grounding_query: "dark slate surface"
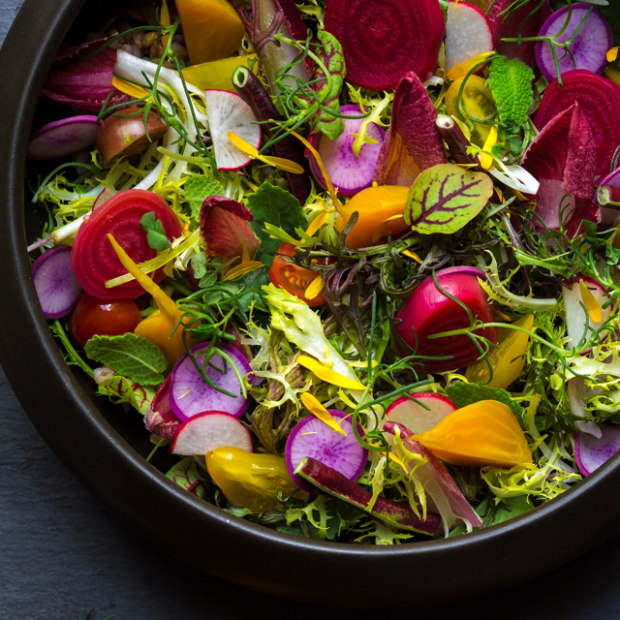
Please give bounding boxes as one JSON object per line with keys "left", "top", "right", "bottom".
{"left": 1, "top": 2, "right": 619, "bottom": 618}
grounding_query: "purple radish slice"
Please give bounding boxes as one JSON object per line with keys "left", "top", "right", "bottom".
{"left": 144, "top": 375, "right": 182, "bottom": 439}
{"left": 575, "top": 423, "right": 620, "bottom": 476}
{"left": 171, "top": 411, "right": 253, "bottom": 456}
{"left": 285, "top": 409, "right": 368, "bottom": 491}
{"left": 385, "top": 392, "right": 457, "bottom": 435}
{"left": 170, "top": 342, "right": 252, "bottom": 421}
{"left": 295, "top": 456, "right": 441, "bottom": 535}
{"left": 31, "top": 246, "right": 83, "bottom": 319}
{"left": 308, "top": 104, "right": 385, "bottom": 196}
{"left": 27, "top": 115, "right": 101, "bottom": 160}
{"left": 535, "top": 4, "right": 613, "bottom": 82}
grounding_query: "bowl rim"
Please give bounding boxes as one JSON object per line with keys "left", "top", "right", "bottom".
{"left": 1, "top": 0, "right": 620, "bottom": 608}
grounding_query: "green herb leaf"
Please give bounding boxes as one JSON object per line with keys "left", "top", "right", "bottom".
{"left": 407, "top": 164, "right": 494, "bottom": 235}
{"left": 166, "top": 457, "right": 208, "bottom": 498}
{"left": 84, "top": 334, "right": 168, "bottom": 386}
{"left": 247, "top": 182, "right": 307, "bottom": 264}
{"left": 185, "top": 175, "right": 225, "bottom": 220}
{"left": 487, "top": 56, "right": 534, "bottom": 130}
{"left": 445, "top": 381, "right": 524, "bottom": 419}
{"left": 97, "top": 375, "right": 156, "bottom": 415}
{"left": 140, "top": 211, "right": 171, "bottom": 251}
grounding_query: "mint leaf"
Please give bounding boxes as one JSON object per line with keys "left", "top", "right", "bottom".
{"left": 140, "top": 211, "right": 170, "bottom": 251}
{"left": 445, "top": 381, "right": 524, "bottom": 419}
{"left": 247, "top": 182, "right": 307, "bottom": 264}
{"left": 185, "top": 175, "right": 225, "bottom": 220}
{"left": 487, "top": 56, "right": 534, "bottom": 130}
{"left": 407, "top": 164, "right": 493, "bottom": 235}
{"left": 84, "top": 334, "right": 167, "bottom": 386}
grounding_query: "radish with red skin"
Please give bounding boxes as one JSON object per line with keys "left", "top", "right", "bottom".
{"left": 385, "top": 392, "right": 457, "bottom": 435}
{"left": 285, "top": 409, "right": 368, "bottom": 491}
{"left": 308, "top": 104, "right": 385, "bottom": 196}
{"left": 575, "top": 423, "right": 620, "bottom": 476}
{"left": 171, "top": 411, "right": 253, "bottom": 456}
{"left": 324, "top": 0, "right": 445, "bottom": 91}
{"left": 71, "top": 189, "right": 182, "bottom": 300}
{"left": 535, "top": 4, "right": 613, "bottom": 82}
{"left": 144, "top": 375, "right": 182, "bottom": 439}
{"left": 204, "top": 89, "right": 261, "bottom": 170}
{"left": 395, "top": 266, "right": 497, "bottom": 373}
{"left": 27, "top": 115, "right": 100, "bottom": 160}
{"left": 32, "top": 246, "right": 83, "bottom": 319}
{"left": 169, "top": 342, "right": 252, "bottom": 421}
{"left": 295, "top": 456, "right": 442, "bottom": 535}
{"left": 444, "top": 1, "right": 494, "bottom": 73}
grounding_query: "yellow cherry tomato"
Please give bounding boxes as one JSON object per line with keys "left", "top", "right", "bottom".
{"left": 335, "top": 185, "right": 411, "bottom": 248}
{"left": 465, "top": 314, "right": 534, "bottom": 389}
{"left": 206, "top": 447, "right": 307, "bottom": 513}
{"left": 414, "top": 400, "right": 532, "bottom": 468}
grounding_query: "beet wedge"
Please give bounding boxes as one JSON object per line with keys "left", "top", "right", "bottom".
{"left": 294, "top": 456, "right": 441, "bottom": 535}
{"left": 373, "top": 72, "right": 446, "bottom": 186}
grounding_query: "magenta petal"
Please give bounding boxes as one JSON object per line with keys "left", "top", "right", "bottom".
{"left": 374, "top": 72, "right": 446, "bottom": 186}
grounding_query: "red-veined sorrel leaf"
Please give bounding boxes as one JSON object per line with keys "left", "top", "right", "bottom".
{"left": 374, "top": 72, "right": 446, "bottom": 186}
{"left": 406, "top": 164, "right": 493, "bottom": 235}
{"left": 166, "top": 457, "right": 208, "bottom": 498}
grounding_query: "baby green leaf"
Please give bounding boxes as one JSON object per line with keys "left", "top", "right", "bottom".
{"left": 85, "top": 333, "right": 168, "bottom": 386}
{"left": 140, "top": 211, "right": 171, "bottom": 251}
{"left": 407, "top": 164, "right": 493, "bottom": 234}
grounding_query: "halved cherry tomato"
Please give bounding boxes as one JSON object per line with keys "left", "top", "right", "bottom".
{"left": 69, "top": 292, "right": 142, "bottom": 347}
{"left": 268, "top": 242, "right": 327, "bottom": 307}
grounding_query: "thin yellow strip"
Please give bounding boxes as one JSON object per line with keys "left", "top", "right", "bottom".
{"left": 227, "top": 131, "right": 304, "bottom": 174}
{"left": 305, "top": 211, "right": 331, "bottom": 237}
{"left": 579, "top": 279, "right": 603, "bottom": 323}
{"left": 111, "top": 75, "right": 150, "bottom": 99}
{"left": 298, "top": 355, "right": 365, "bottom": 390}
{"left": 480, "top": 124, "right": 498, "bottom": 170}
{"left": 300, "top": 392, "right": 347, "bottom": 435}
{"left": 446, "top": 51, "right": 494, "bottom": 82}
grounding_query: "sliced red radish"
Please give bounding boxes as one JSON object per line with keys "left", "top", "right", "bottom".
{"left": 575, "top": 423, "right": 620, "bottom": 476}
{"left": 71, "top": 189, "right": 182, "bottom": 300}
{"left": 562, "top": 276, "right": 611, "bottom": 349}
{"left": 323, "top": 0, "right": 445, "bottom": 90}
{"left": 285, "top": 409, "right": 368, "bottom": 491}
{"left": 31, "top": 246, "right": 83, "bottom": 319}
{"left": 308, "top": 104, "right": 385, "bottom": 196}
{"left": 169, "top": 342, "right": 252, "bottom": 421}
{"left": 385, "top": 392, "right": 457, "bottom": 435}
{"left": 444, "top": 1, "right": 494, "bottom": 74}
{"left": 535, "top": 3, "right": 613, "bottom": 82}
{"left": 204, "top": 89, "right": 261, "bottom": 170}
{"left": 27, "top": 115, "right": 101, "bottom": 160}
{"left": 144, "top": 375, "right": 182, "bottom": 439}
{"left": 171, "top": 411, "right": 253, "bottom": 456}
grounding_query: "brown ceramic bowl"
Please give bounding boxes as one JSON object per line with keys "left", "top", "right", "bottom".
{"left": 1, "top": 0, "right": 619, "bottom": 608}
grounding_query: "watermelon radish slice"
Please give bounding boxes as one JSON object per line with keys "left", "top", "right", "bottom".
{"left": 171, "top": 411, "right": 253, "bottom": 456}
{"left": 575, "top": 423, "right": 620, "bottom": 476}
{"left": 27, "top": 115, "right": 100, "bottom": 160}
{"left": 204, "top": 89, "right": 261, "bottom": 170}
{"left": 323, "top": 0, "right": 445, "bottom": 90}
{"left": 31, "top": 246, "right": 83, "bottom": 319}
{"left": 444, "top": 1, "right": 494, "bottom": 74}
{"left": 308, "top": 104, "right": 385, "bottom": 196}
{"left": 71, "top": 189, "right": 182, "bottom": 300}
{"left": 285, "top": 409, "right": 368, "bottom": 491}
{"left": 385, "top": 392, "right": 457, "bottom": 435}
{"left": 169, "top": 342, "right": 252, "bottom": 421}
{"left": 535, "top": 3, "right": 613, "bottom": 82}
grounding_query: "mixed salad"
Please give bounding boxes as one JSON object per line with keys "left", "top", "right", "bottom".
{"left": 26, "top": 0, "right": 620, "bottom": 544}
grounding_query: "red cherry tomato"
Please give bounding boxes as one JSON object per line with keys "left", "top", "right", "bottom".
{"left": 268, "top": 243, "right": 327, "bottom": 308}
{"left": 69, "top": 293, "right": 142, "bottom": 347}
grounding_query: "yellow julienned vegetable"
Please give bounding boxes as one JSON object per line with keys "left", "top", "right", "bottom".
{"left": 206, "top": 446, "right": 307, "bottom": 512}
{"left": 465, "top": 314, "right": 534, "bottom": 389}
{"left": 175, "top": 0, "right": 245, "bottom": 64}
{"left": 414, "top": 400, "right": 533, "bottom": 468}
{"left": 181, "top": 54, "right": 258, "bottom": 91}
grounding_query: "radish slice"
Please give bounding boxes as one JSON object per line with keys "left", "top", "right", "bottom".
{"left": 445, "top": 1, "right": 494, "bottom": 74}
{"left": 285, "top": 409, "right": 368, "bottom": 491}
{"left": 308, "top": 104, "right": 385, "bottom": 196}
{"left": 27, "top": 115, "right": 100, "bottom": 160}
{"left": 575, "top": 423, "right": 620, "bottom": 476}
{"left": 170, "top": 411, "right": 253, "bottom": 456}
{"left": 144, "top": 375, "right": 182, "bottom": 439}
{"left": 385, "top": 392, "right": 457, "bottom": 435}
{"left": 169, "top": 342, "right": 252, "bottom": 421}
{"left": 31, "top": 246, "right": 83, "bottom": 319}
{"left": 204, "top": 89, "right": 261, "bottom": 170}
{"left": 535, "top": 4, "right": 613, "bottom": 82}
{"left": 323, "top": 0, "right": 445, "bottom": 90}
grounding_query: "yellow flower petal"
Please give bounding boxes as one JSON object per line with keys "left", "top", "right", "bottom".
{"left": 579, "top": 279, "right": 603, "bottom": 323}
{"left": 446, "top": 51, "right": 494, "bottom": 82}
{"left": 298, "top": 355, "right": 365, "bottom": 390}
{"left": 300, "top": 392, "right": 347, "bottom": 435}
{"left": 111, "top": 75, "right": 151, "bottom": 99}
{"left": 371, "top": 214, "right": 407, "bottom": 244}
{"left": 480, "top": 124, "right": 498, "bottom": 170}
{"left": 401, "top": 249, "right": 423, "bottom": 263}
{"left": 607, "top": 46, "right": 619, "bottom": 63}
{"left": 304, "top": 274, "right": 325, "bottom": 301}
{"left": 227, "top": 131, "right": 304, "bottom": 174}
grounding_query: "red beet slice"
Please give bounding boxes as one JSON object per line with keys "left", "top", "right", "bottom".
{"left": 324, "top": 0, "right": 445, "bottom": 90}
{"left": 71, "top": 189, "right": 182, "bottom": 300}
{"left": 533, "top": 69, "right": 620, "bottom": 178}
